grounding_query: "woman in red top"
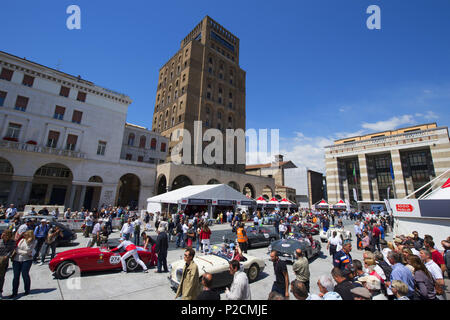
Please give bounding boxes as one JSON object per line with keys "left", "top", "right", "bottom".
{"left": 199, "top": 224, "right": 212, "bottom": 254}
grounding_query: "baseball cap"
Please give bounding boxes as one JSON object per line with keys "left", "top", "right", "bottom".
{"left": 358, "top": 275, "right": 381, "bottom": 290}
{"left": 351, "top": 287, "right": 372, "bottom": 299}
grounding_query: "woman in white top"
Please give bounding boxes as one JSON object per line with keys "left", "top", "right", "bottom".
{"left": 11, "top": 230, "right": 36, "bottom": 298}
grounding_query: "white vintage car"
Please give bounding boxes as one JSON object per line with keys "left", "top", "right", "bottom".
{"left": 168, "top": 246, "right": 266, "bottom": 290}
{"left": 319, "top": 225, "right": 352, "bottom": 243}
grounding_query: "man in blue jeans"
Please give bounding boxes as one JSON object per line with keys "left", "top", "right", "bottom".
{"left": 33, "top": 219, "right": 49, "bottom": 263}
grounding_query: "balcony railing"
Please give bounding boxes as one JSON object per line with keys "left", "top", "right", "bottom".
{"left": 0, "top": 140, "right": 86, "bottom": 159}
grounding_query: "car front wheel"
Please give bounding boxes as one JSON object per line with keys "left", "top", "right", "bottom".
{"left": 247, "top": 264, "right": 260, "bottom": 283}
{"left": 56, "top": 260, "right": 77, "bottom": 279}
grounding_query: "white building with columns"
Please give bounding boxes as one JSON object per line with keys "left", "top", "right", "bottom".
{"left": 0, "top": 51, "right": 166, "bottom": 211}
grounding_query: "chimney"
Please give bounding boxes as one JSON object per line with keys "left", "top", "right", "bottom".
{"left": 274, "top": 154, "right": 284, "bottom": 163}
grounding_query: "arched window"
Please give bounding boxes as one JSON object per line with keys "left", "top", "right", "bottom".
{"left": 127, "top": 133, "right": 135, "bottom": 146}
{"left": 161, "top": 142, "right": 166, "bottom": 152}
{"left": 139, "top": 135, "right": 146, "bottom": 148}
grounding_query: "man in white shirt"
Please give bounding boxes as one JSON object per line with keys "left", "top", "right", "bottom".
{"left": 181, "top": 221, "right": 189, "bottom": 248}
{"left": 420, "top": 249, "right": 445, "bottom": 300}
{"left": 278, "top": 222, "right": 287, "bottom": 239}
{"left": 6, "top": 204, "right": 17, "bottom": 219}
{"left": 111, "top": 238, "right": 148, "bottom": 273}
{"left": 89, "top": 219, "right": 103, "bottom": 247}
{"left": 120, "top": 218, "right": 133, "bottom": 241}
{"left": 225, "top": 260, "right": 251, "bottom": 300}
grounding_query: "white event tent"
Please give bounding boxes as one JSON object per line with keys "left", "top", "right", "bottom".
{"left": 147, "top": 184, "right": 256, "bottom": 217}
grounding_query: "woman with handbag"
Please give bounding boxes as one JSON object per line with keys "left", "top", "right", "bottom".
{"left": 10, "top": 230, "right": 36, "bottom": 298}
{"left": 0, "top": 230, "right": 16, "bottom": 299}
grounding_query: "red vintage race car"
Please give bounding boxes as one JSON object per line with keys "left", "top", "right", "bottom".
{"left": 49, "top": 239, "right": 158, "bottom": 279}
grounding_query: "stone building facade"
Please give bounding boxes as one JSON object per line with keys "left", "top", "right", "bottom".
{"left": 151, "top": 16, "right": 246, "bottom": 173}
{"left": 325, "top": 123, "right": 450, "bottom": 205}
{"left": 0, "top": 51, "right": 165, "bottom": 210}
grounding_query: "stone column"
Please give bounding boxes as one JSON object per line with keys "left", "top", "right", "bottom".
{"left": 22, "top": 181, "right": 33, "bottom": 206}
{"left": 67, "top": 184, "right": 77, "bottom": 210}
{"left": 7, "top": 180, "right": 19, "bottom": 205}
{"left": 44, "top": 184, "right": 53, "bottom": 204}
{"left": 343, "top": 179, "right": 350, "bottom": 202}
{"left": 390, "top": 149, "right": 407, "bottom": 198}
{"left": 405, "top": 177, "right": 415, "bottom": 198}
{"left": 77, "top": 185, "right": 87, "bottom": 210}
{"left": 357, "top": 154, "right": 371, "bottom": 201}
{"left": 370, "top": 177, "right": 380, "bottom": 201}
{"left": 325, "top": 156, "right": 340, "bottom": 204}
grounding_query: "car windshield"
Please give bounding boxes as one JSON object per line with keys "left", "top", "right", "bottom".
{"left": 286, "top": 232, "right": 308, "bottom": 242}
{"left": 209, "top": 245, "right": 233, "bottom": 261}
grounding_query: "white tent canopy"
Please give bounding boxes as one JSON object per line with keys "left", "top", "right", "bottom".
{"left": 423, "top": 178, "right": 450, "bottom": 200}
{"left": 147, "top": 184, "right": 255, "bottom": 206}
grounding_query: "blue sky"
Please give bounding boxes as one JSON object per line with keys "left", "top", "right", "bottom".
{"left": 2, "top": 0, "right": 450, "bottom": 182}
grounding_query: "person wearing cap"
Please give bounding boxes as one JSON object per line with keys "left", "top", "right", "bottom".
{"left": 358, "top": 275, "right": 387, "bottom": 300}
{"left": 84, "top": 213, "right": 94, "bottom": 238}
{"left": 111, "top": 238, "right": 148, "bottom": 273}
{"left": 88, "top": 219, "right": 103, "bottom": 247}
{"left": 32, "top": 219, "right": 49, "bottom": 263}
{"left": 333, "top": 239, "right": 353, "bottom": 270}
{"left": 15, "top": 219, "right": 33, "bottom": 241}
{"left": 351, "top": 286, "right": 372, "bottom": 300}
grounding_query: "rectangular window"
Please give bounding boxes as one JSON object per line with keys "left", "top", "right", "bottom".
{"left": 0, "top": 68, "right": 13, "bottom": 81}
{"left": 125, "top": 154, "right": 132, "bottom": 160}
{"left": 54, "top": 105, "right": 65, "bottom": 120}
{"left": 77, "top": 91, "right": 86, "bottom": 102}
{"left": 0, "top": 91, "right": 6, "bottom": 106}
{"left": 22, "top": 75, "right": 34, "bottom": 87}
{"left": 15, "top": 96, "right": 29, "bottom": 111}
{"left": 59, "top": 86, "right": 70, "bottom": 97}
{"left": 47, "top": 130, "right": 60, "bottom": 148}
{"left": 6, "top": 123, "right": 21, "bottom": 139}
{"left": 72, "top": 110, "right": 83, "bottom": 124}
{"left": 97, "top": 141, "right": 106, "bottom": 155}
{"left": 66, "top": 134, "right": 78, "bottom": 151}
{"left": 137, "top": 156, "right": 144, "bottom": 162}
{"left": 148, "top": 158, "right": 155, "bottom": 164}
{"left": 161, "top": 142, "right": 166, "bottom": 152}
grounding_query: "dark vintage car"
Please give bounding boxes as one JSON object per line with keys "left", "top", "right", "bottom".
{"left": 223, "top": 225, "right": 279, "bottom": 248}
{"left": 268, "top": 232, "right": 321, "bottom": 263}
{"left": 23, "top": 216, "right": 77, "bottom": 246}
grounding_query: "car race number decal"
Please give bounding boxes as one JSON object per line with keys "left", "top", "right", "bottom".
{"left": 282, "top": 244, "right": 291, "bottom": 248}
{"left": 263, "top": 233, "right": 269, "bottom": 239}
{"left": 109, "top": 254, "right": 121, "bottom": 264}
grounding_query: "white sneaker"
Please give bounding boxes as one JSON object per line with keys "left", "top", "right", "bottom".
{"left": 39, "top": 262, "right": 44, "bottom": 266}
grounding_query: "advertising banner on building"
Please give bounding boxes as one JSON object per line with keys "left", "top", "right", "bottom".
{"left": 389, "top": 199, "right": 421, "bottom": 218}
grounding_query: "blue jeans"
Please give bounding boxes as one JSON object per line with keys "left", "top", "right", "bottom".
{"left": 12, "top": 260, "right": 32, "bottom": 295}
{"left": 123, "top": 233, "right": 130, "bottom": 241}
{"left": 176, "top": 233, "right": 182, "bottom": 248}
{"left": 196, "top": 238, "right": 201, "bottom": 251}
{"left": 134, "top": 231, "right": 140, "bottom": 246}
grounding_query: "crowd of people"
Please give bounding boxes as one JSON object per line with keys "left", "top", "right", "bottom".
{"left": 171, "top": 208, "right": 448, "bottom": 301}
{"left": 1, "top": 202, "right": 449, "bottom": 301}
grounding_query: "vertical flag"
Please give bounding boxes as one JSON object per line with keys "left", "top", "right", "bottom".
{"left": 390, "top": 162, "right": 395, "bottom": 180}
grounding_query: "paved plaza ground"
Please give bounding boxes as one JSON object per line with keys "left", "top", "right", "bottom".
{"left": 2, "top": 219, "right": 449, "bottom": 300}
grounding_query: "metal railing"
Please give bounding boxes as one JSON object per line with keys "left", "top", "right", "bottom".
{"left": 0, "top": 140, "right": 85, "bottom": 159}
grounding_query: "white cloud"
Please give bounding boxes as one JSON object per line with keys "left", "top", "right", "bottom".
{"left": 361, "top": 115, "right": 416, "bottom": 131}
